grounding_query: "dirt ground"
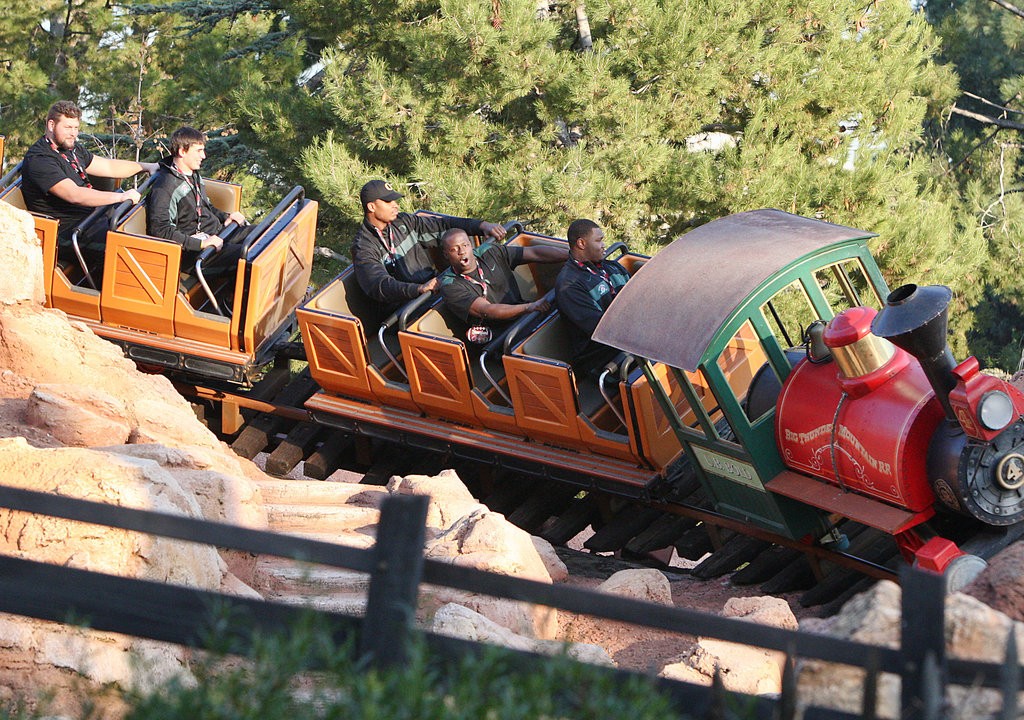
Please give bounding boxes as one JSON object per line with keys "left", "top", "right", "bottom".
{"left": 556, "top": 529, "right": 823, "bottom": 672}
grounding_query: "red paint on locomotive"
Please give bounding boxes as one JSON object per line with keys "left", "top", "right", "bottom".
{"left": 775, "top": 306, "right": 944, "bottom": 514}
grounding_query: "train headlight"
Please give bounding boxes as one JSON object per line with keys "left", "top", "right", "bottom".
{"left": 978, "top": 391, "right": 1016, "bottom": 431}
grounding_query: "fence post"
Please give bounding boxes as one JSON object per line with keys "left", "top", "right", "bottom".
{"left": 900, "top": 566, "right": 946, "bottom": 719}
{"left": 359, "top": 493, "right": 429, "bottom": 669}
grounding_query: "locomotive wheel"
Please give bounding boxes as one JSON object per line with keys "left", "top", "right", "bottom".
{"left": 950, "top": 421, "right": 1024, "bottom": 525}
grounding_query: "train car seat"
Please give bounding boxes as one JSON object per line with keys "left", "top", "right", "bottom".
{"left": 298, "top": 265, "right": 424, "bottom": 411}
{"left": 398, "top": 232, "right": 568, "bottom": 432}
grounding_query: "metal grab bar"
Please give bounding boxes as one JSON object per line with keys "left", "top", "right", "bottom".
{"left": 109, "top": 174, "right": 157, "bottom": 227}
{"left": 478, "top": 290, "right": 557, "bottom": 406}
{"left": 195, "top": 246, "right": 221, "bottom": 315}
{"left": 597, "top": 358, "right": 629, "bottom": 428}
{"left": 69, "top": 204, "right": 112, "bottom": 290}
{"left": 240, "top": 186, "right": 304, "bottom": 258}
{"left": 377, "top": 323, "right": 407, "bottom": 381}
{"left": 394, "top": 292, "right": 434, "bottom": 333}
{"left": 500, "top": 289, "right": 556, "bottom": 356}
{"left": 193, "top": 221, "right": 238, "bottom": 317}
{"left": 0, "top": 161, "right": 22, "bottom": 190}
{"left": 479, "top": 347, "right": 512, "bottom": 406}
{"left": 502, "top": 219, "right": 526, "bottom": 236}
{"left": 375, "top": 292, "right": 438, "bottom": 383}
{"left": 603, "top": 241, "right": 628, "bottom": 261}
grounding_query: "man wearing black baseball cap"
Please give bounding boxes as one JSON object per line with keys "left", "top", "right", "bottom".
{"left": 352, "top": 179, "right": 507, "bottom": 308}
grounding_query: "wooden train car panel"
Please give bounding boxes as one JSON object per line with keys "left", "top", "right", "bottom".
{"left": 400, "top": 305, "right": 482, "bottom": 426}
{"left": 296, "top": 265, "right": 419, "bottom": 410}
{"left": 626, "top": 363, "right": 695, "bottom": 470}
{"left": 102, "top": 213, "right": 180, "bottom": 337}
{"left": 240, "top": 197, "right": 317, "bottom": 356}
{"left": 296, "top": 272, "right": 380, "bottom": 402}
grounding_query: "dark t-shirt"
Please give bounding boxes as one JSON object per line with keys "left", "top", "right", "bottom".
{"left": 21, "top": 136, "right": 96, "bottom": 234}
{"left": 440, "top": 242, "right": 526, "bottom": 326}
{"left": 554, "top": 257, "right": 631, "bottom": 360}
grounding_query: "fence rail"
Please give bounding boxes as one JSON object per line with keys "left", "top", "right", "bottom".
{"left": 0, "top": 484, "right": 1017, "bottom": 719}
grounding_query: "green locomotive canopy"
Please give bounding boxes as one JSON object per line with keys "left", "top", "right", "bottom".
{"left": 592, "top": 209, "right": 876, "bottom": 372}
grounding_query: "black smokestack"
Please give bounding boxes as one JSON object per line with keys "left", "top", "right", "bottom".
{"left": 870, "top": 284, "right": 958, "bottom": 423}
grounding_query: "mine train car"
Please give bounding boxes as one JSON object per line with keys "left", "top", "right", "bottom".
{"left": 0, "top": 138, "right": 318, "bottom": 384}
{"left": 3, "top": 133, "right": 1022, "bottom": 579}
{"left": 301, "top": 209, "right": 1024, "bottom": 579}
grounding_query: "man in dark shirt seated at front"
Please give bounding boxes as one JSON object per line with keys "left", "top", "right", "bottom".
{"left": 438, "top": 228, "right": 567, "bottom": 345}
{"left": 554, "top": 219, "right": 631, "bottom": 375}
{"left": 351, "top": 179, "right": 508, "bottom": 310}
{"left": 21, "top": 100, "right": 158, "bottom": 273}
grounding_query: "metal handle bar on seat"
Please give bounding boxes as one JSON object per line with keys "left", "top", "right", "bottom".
{"left": 240, "top": 186, "right": 304, "bottom": 258}
{"left": 0, "top": 161, "right": 22, "bottom": 190}
{"left": 109, "top": 174, "right": 157, "bottom": 227}
{"left": 597, "top": 352, "right": 635, "bottom": 427}
{"left": 194, "top": 221, "right": 239, "bottom": 317}
{"left": 478, "top": 289, "right": 557, "bottom": 406}
{"left": 69, "top": 204, "right": 112, "bottom": 291}
{"left": 376, "top": 292, "right": 437, "bottom": 382}
{"left": 603, "top": 241, "right": 627, "bottom": 261}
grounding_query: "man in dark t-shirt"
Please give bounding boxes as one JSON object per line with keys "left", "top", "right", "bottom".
{"left": 438, "top": 228, "right": 567, "bottom": 344}
{"left": 554, "top": 219, "right": 631, "bottom": 374}
{"left": 21, "top": 100, "right": 158, "bottom": 270}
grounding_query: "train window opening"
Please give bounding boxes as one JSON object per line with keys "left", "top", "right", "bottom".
{"left": 760, "top": 281, "right": 817, "bottom": 352}
{"left": 717, "top": 320, "right": 777, "bottom": 425}
{"left": 813, "top": 259, "right": 882, "bottom": 313}
{"left": 665, "top": 366, "right": 744, "bottom": 450}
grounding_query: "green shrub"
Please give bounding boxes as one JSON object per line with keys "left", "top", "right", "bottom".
{"left": 119, "top": 614, "right": 685, "bottom": 720}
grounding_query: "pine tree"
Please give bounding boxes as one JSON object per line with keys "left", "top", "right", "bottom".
{"left": 275, "top": 0, "right": 981, "bottom": 352}
{"left": 927, "top": 0, "right": 1024, "bottom": 370}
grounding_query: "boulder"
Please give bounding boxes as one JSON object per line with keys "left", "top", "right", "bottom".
{"left": 387, "top": 469, "right": 486, "bottom": 535}
{"left": 25, "top": 383, "right": 131, "bottom": 447}
{"left": 658, "top": 595, "right": 797, "bottom": 696}
{"left": 0, "top": 305, "right": 223, "bottom": 453}
{"left": 431, "top": 603, "right": 613, "bottom": 667}
{"left": 423, "top": 508, "right": 557, "bottom": 639}
{"left": 798, "top": 580, "right": 1024, "bottom": 719}
{"left": 964, "top": 542, "right": 1024, "bottom": 621}
{"left": 563, "top": 568, "right": 673, "bottom": 650}
{"left": 596, "top": 568, "right": 673, "bottom": 605}
{"left": 0, "top": 438, "right": 241, "bottom": 709}
{"left": 0, "top": 203, "right": 44, "bottom": 306}
{"left": 532, "top": 536, "right": 568, "bottom": 583}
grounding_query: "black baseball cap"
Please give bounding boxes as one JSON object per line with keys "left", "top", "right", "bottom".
{"left": 360, "top": 179, "right": 403, "bottom": 206}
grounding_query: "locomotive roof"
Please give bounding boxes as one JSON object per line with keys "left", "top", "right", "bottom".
{"left": 593, "top": 209, "right": 876, "bottom": 371}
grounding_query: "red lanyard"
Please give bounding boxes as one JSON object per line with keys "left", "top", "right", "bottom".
{"left": 49, "top": 139, "right": 91, "bottom": 188}
{"left": 460, "top": 267, "right": 490, "bottom": 298}
{"left": 573, "top": 258, "right": 616, "bottom": 295}
{"left": 184, "top": 175, "right": 202, "bottom": 221}
{"left": 374, "top": 225, "right": 395, "bottom": 258}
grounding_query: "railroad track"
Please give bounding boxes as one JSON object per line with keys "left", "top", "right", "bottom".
{"left": 176, "top": 365, "right": 1024, "bottom": 614}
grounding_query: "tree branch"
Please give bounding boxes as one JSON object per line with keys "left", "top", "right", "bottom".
{"left": 962, "top": 91, "right": 1024, "bottom": 116}
{"left": 985, "top": 0, "right": 1024, "bottom": 20}
{"left": 950, "top": 106, "right": 1024, "bottom": 131}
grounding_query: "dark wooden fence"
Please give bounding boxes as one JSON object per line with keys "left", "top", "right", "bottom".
{"left": 0, "top": 484, "right": 1018, "bottom": 720}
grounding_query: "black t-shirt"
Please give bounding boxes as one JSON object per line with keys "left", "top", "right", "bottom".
{"left": 21, "top": 136, "right": 96, "bottom": 232}
{"left": 440, "top": 242, "right": 526, "bottom": 325}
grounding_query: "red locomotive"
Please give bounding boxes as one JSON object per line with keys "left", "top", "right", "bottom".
{"left": 775, "top": 284, "right": 1024, "bottom": 572}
